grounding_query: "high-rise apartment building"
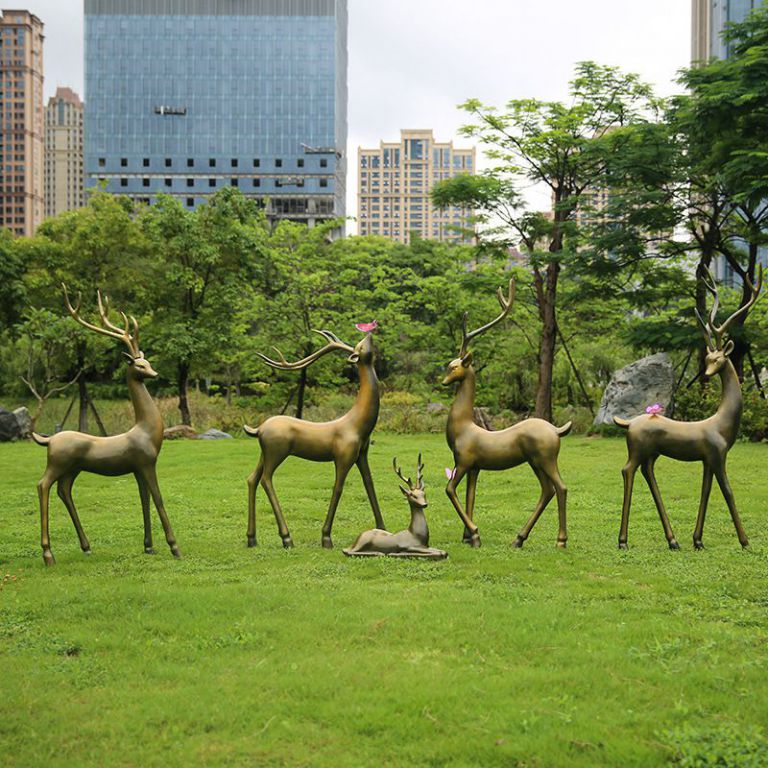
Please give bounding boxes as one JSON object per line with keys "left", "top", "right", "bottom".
{"left": 84, "top": 0, "right": 347, "bottom": 226}
{"left": 0, "top": 9, "right": 44, "bottom": 237}
{"left": 44, "top": 87, "right": 84, "bottom": 218}
{"left": 692, "top": 0, "right": 764, "bottom": 60}
{"left": 358, "top": 130, "right": 475, "bottom": 243}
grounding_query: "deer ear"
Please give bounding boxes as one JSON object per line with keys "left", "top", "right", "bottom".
{"left": 723, "top": 339, "right": 735, "bottom": 356}
{"left": 461, "top": 351, "right": 473, "bottom": 367}
{"left": 399, "top": 485, "right": 410, "bottom": 497}
{"left": 122, "top": 351, "right": 135, "bottom": 363}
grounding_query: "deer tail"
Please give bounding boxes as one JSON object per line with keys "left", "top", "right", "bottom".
{"left": 31, "top": 432, "right": 52, "bottom": 446}
{"left": 613, "top": 417, "right": 632, "bottom": 429}
{"left": 555, "top": 421, "right": 573, "bottom": 437}
{"left": 243, "top": 424, "right": 260, "bottom": 438}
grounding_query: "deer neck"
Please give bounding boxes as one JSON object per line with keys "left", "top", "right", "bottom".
{"left": 127, "top": 371, "right": 163, "bottom": 445}
{"left": 408, "top": 503, "right": 429, "bottom": 545}
{"left": 349, "top": 360, "right": 379, "bottom": 432}
{"left": 713, "top": 359, "right": 742, "bottom": 443}
{"left": 448, "top": 369, "right": 477, "bottom": 437}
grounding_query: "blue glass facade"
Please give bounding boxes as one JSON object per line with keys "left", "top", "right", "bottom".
{"left": 710, "top": 0, "right": 763, "bottom": 57}
{"left": 84, "top": 0, "right": 347, "bottom": 223}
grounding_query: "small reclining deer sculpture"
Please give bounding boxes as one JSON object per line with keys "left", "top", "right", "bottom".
{"left": 32, "top": 287, "right": 180, "bottom": 565}
{"left": 343, "top": 455, "right": 448, "bottom": 559}
{"left": 443, "top": 279, "right": 571, "bottom": 548}
{"left": 245, "top": 330, "right": 385, "bottom": 549}
{"left": 615, "top": 265, "right": 763, "bottom": 550}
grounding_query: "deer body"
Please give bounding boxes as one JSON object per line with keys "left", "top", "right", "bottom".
{"left": 246, "top": 332, "right": 384, "bottom": 549}
{"left": 615, "top": 266, "right": 761, "bottom": 550}
{"left": 34, "top": 289, "right": 179, "bottom": 566}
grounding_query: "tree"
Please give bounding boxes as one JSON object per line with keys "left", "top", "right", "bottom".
{"left": 432, "top": 62, "right": 666, "bottom": 421}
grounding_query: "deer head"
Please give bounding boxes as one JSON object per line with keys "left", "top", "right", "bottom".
{"left": 62, "top": 285, "right": 157, "bottom": 379}
{"left": 442, "top": 278, "right": 515, "bottom": 386}
{"left": 393, "top": 454, "right": 427, "bottom": 509}
{"left": 695, "top": 266, "right": 763, "bottom": 379}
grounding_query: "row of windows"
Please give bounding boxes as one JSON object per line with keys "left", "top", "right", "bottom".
{"left": 98, "top": 156, "right": 328, "bottom": 169}
{"left": 108, "top": 177, "right": 330, "bottom": 189}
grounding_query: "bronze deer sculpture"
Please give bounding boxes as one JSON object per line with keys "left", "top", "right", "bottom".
{"left": 343, "top": 455, "right": 447, "bottom": 559}
{"left": 244, "top": 330, "right": 385, "bottom": 549}
{"left": 615, "top": 265, "right": 763, "bottom": 550}
{"left": 443, "top": 279, "right": 572, "bottom": 548}
{"left": 32, "top": 287, "right": 180, "bottom": 566}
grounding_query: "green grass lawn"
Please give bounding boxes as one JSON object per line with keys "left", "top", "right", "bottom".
{"left": 1, "top": 434, "right": 767, "bottom": 767}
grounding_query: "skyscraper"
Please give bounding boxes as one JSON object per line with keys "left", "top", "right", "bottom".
{"left": 692, "top": 0, "right": 764, "bottom": 61}
{"left": 84, "top": 0, "right": 347, "bottom": 226}
{"left": 358, "top": 130, "right": 475, "bottom": 243}
{"left": 44, "top": 87, "right": 85, "bottom": 218}
{"left": 0, "top": 9, "right": 44, "bottom": 238}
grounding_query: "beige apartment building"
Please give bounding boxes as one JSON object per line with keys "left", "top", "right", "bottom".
{"left": 44, "top": 87, "right": 84, "bottom": 218}
{"left": 0, "top": 9, "right": 44, "bottom": 237}
{"left": 358, "top": 129, "right": 475, "bottom": 243}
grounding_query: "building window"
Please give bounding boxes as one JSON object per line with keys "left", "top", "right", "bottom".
{"left": 297, "top": 158, "right": 304, "bottom": 168}
{"left": 209, "top": 179, "right": 216, "bottom": 187}
{"left": 120, "top": 178, "right": 127, "bottom": 187}
{"left": 231, "top": 178, "right": 238, "bottom": 187}
{"left": 320, "top": 179, "right": 328, "bottom": 188}
{"left": 253, "top": 159, "right": 260, "bottom": 168}
{"left": 186, "top": 198, "right": 194, "bottom": 207}
{"left": 275, "top": 180, "right": 282, "bottom": 188}
{"left": 253, "top": 178, "right": 261, "bottom": 187}
{"left": 142, "top": 179, "right": 150, "bottom": 187}
{"left": 165, "top": 178, "right": 172, "bottom": 187}
{"left": 120, "top": 158, "right": 127, "bottom": 167}
{"left": 165, "top": 158, "right": 172, "bottom": 167}
{"left": 275, "top": 159, "right": 282, "bottom": 168}
{"left": 209, "top": 158, "right": 216, "bottom": 168}
{"left": 143, "top": 158, "right": 150, "bottom": 167}
{"left": 98, "top": 158, "right": 105, "bottom": 167}
{"left": 231, "top": 158, "right": 238, "bottom": 168}
{"left": 187, "top": 158, "right": 194, "bottom": 168}
{"left": 187, "top": 178, "right": 194, "bottom": 188}
{"left": 320, "top": 158, "right": 328, "bottom": 168}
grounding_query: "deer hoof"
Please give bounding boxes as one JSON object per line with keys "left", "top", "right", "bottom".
{"left": 741, "top": 539, "right": 750, "bottom": 549}
{"left": 42, "top": 549, "right": 56, "bottom": 566}
{"left": 694, "top": 540, "right": 704, "bottom": 551}
{"left": 321, "top": 536, "right": 333, "bottom": 550}
{"left": 618, "top": 542, "right": 628, "bottom": 551}
{"left": 669, "top": 539, "right": 680, "bottom": 551}
{"left": 283, "top": 536, "right": 295, "bottom": 549}
{"left": 469, "top": 533, "right": 481, "bottom": 549}
{"left": 144, "top": 547, "right": 156, "bottom": 555}
{"left": 247, "top": 536, "right": 257, "bottom": 549}
{"left": 170, "top": 545, "right": 182, "bottom": 559}
{"left": 82, "top": 547, "right": 92, "bottom": 555}
{"left": 512, "top": 536, "right": 525, "bottom": 549}
{"left": 556, "top": 540, "right": 567, "bottom": 549}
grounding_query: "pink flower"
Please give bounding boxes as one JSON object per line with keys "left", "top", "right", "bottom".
{"left": 646, "top": 403, "right": 664, "bottom": 416}
{"left": 445, "top": 467, "right": 456, "bottom": 480}
{"left": 355, "top": 321, "right": 378, "bottom": 333}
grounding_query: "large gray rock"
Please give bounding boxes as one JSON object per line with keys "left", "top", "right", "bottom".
{"left": 197, "top": 428, "right": 233, "bottom": 440}
{"left": 595, "top": 353, "right": 675, "bottom": 426}
{"left": 12, "top": 407, "right": 31, "bottom": 439}
{"left": 0, "top": 406, "right": 31, "bottom": 442}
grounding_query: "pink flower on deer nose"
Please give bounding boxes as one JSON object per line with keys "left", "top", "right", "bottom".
{"left": 355, "top": 321, "right": 378, "bottom": 333}
{"left": 646, "top": 403, "right": 664, "bottom": 416}
{"left": 445, "top": 467, "right": 456, "bottom": 480}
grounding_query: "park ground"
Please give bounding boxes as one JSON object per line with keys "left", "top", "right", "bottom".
{"left": 1, "top": 434, "right": 767, "bottom": 767}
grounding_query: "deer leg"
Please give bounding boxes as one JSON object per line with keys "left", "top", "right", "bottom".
{"left": 618, "top": 460, "right": 639, "bottom": 550}
{"left": 513, "top": 466, "right": 554, "bottom": 549}
{"left": 693, "top": 465, "right": 713, "bottom": 550}
{"left": 321, "top": 461, "right": 353, "bottom": 549}
{"left": 260, "top": 467, "right": 293, "bottom": 548}
{"left": 356, "top": 447, "right": 386, "bottom": 530}
{"left": 641, "top": 458, "right": 679, "bottom": 550}
{"left": 38, "top": 470, "right": 57, "bottom": 566}
{"left": 462, "top": 469, "right": 479, "bottom": 544}
{"left": 246, "top": 458, "right": 264, "bottom": 548}
{"left": 135, "top": 472, "right": 154, "bottom": 554}
{"left": 57, "top": 473, "right": 90, "bottom": 554}
{"left": 445, "top": 466, "right": 480, "bottom": 547}
{"left": 140, "top": 465, "right": 181, "bottom": 559}
{"left": 714, "top": 463, "right": 749, "bottom": 548}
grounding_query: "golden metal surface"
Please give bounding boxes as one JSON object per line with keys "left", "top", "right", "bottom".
{"left": 443, "top": 279, "right": 571, "bottom": 548}
{"left": 32, "top": 287, "right": 180, "bottom": 566}
{"left": 615, "top": 266, "right": 764, "bottom": 550}
{"left": 343, "top": 455, "right": 448, "bottom": 559}
{"left": 245, "top": 331, "right": 385, "bottom": 549}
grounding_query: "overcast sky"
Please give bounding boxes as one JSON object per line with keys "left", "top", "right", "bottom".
{"left": 23, "top": 0, "right": 691, "bottom": 225}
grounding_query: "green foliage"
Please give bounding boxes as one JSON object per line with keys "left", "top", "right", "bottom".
{"left": 662, "top": 723, "right": 768, "bottom": 768}
{"left": 674, "top": 383, "right": 768, "bottom": 440}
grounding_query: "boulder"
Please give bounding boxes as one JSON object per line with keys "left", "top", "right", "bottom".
{"left": 0, "top": 406, "right": 31, "bottom": 442}
{"left": 426, "top": 402, "right": 447, "bottom": 415}
{"left": 595, "top": 353, "right": 676, "bottom": 426}
{"left": 13, "top": 407, "right": 31, "bottom": 439}
{"left": 197, "top": 428, "right": 233, "bottom": 440}
{"left": 164, "top": 424, "right": 198, "bottom": 440}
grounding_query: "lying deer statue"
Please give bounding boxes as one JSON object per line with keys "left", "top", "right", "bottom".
{"left": 443, "top": 279, "right": 571, "bottom": 548}
{"left": 343, "top": 455, "right": 447, "bottom": 559}
{"left": 32, "top": 287, "right": 180, "bottom": 566}
{"left": 615, "top": 265, "right": 763, "bottom": 550}
{"left": 245, "top": 330, "right": 385, "bottom": 549}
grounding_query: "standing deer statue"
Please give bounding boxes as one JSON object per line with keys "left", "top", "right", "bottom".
{"left": 244, "top": 329, "right": 385, "bottom": 549}
{"left": 343, "top": 455, "right": 448, "bottom": 559}
{"left": 32, "top": 287, "right": 180, "bottom": 566}
{"left": 615, "top": 265, "right": 763, "bottom": 550}
{"left": 443, "top": 278, "right": 572, "bottom": 549}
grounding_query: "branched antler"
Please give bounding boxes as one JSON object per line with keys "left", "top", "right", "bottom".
{"left": 393, "top": 454, "right": 425, "bottom": 491}
{"left": 257, "top": 329, "right": 354, "bottom": 371}
{"left": 459, "top": 277, "right": 516, "bottom": 356}
{"left": 62, "top": 284, "right": 140, "bottom": 357}
{"left": 393, "top": 457, "right": 414, "bottom": 491}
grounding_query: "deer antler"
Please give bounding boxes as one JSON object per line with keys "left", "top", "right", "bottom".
{"left": 257, "top": 329, "right": 354, "bottom": 371}
{"left": 695, "top": 266, "right": 763, "bottom": 350}
{"left": 393, "top": 457, "right": 414, "bottom": 491}
{"left": 62, "top": 284, "right": 140, "bottom": 357}
{"left": 459, "top": 277, "right": 516, "bottom": 356}
{"left": 416, "top": 453, "right": 425, "bottom": 491}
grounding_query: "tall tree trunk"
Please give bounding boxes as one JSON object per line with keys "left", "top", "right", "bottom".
{"left": 296, "top": 366, "right": 307, "bottom": 419}
{"left": 695, "top": 253, "right": 713, "bottom": 387}
{"left": 178, "top": 361, "right": 192, "bottom": 426}
{"left": 77, "top": 343, "right": 88, "bottom": 433}
{"left": 534, "top": 263, "right": 559, "bottom": 423}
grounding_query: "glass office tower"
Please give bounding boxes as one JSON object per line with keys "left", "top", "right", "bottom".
{"left": 693, "top": 0, "right": 764, "bottom": 60}
{"left": 84, "top": 0, "right": 347, "bottom": 225}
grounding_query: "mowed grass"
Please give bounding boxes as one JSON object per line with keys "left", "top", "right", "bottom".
{"left": 1, "top": 434, "right": 767, "bottom": 767}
